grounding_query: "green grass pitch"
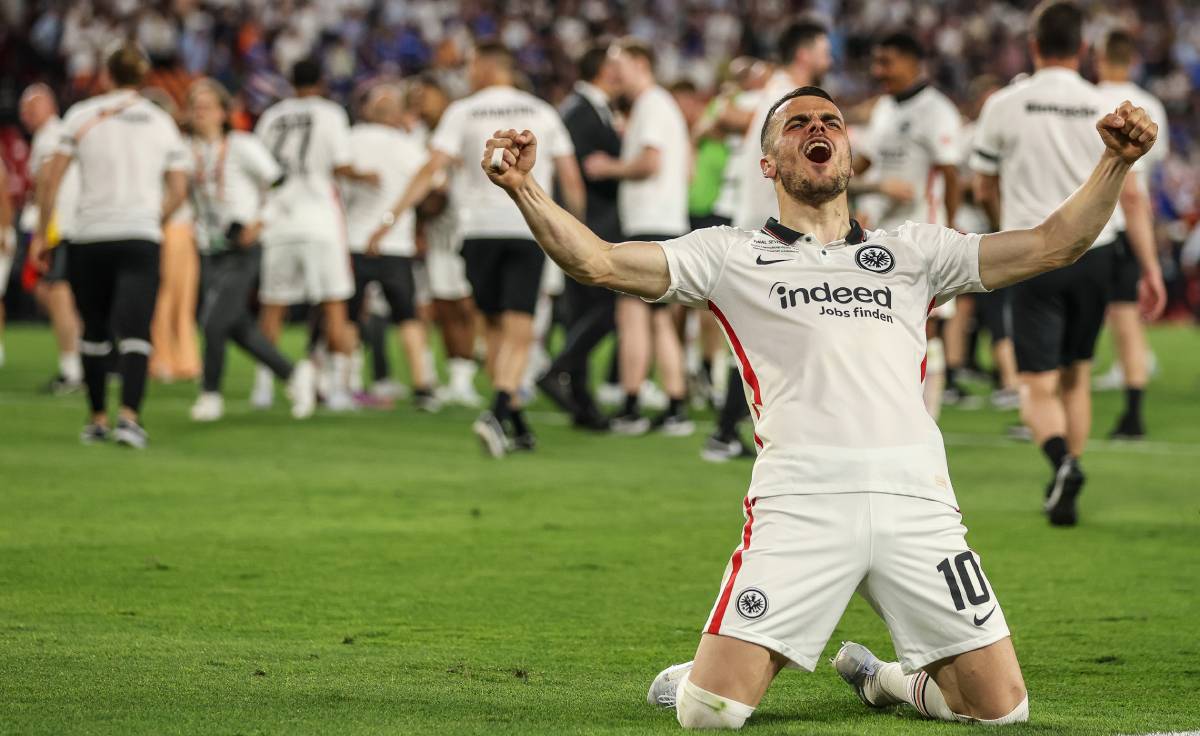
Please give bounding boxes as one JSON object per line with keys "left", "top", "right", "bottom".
{"left": 1, "top": 324, "right": 1198, "bottom": 735}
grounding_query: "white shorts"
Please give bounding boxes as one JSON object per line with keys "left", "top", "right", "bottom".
{"left": 703, "top": 492, "right": 1010, "bottom": 673}
{"left": 426, "top": 242, "right": 472, "bottom": 301}
{"left": 260, "top": 240, "right": 354, "bottom": 305}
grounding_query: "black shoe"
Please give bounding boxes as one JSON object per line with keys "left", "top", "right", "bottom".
{"left": 472, "top": 411, "right": 510, "bottom": 458}
{"left": 512, "top": 431, "right": 537, "bottom": 452}
{"left": 1108, "top": 414, "right": 1145, "bottom": 440}
{"left": 571, "top": 407, "right": 611, "bottom": 432}
{"left": 610, "top": 411, "right": 651, "bottom": 436}
{"left": 80, "top": 422, "right": 110, "bottom": 445}
{"left": 536, "top": 372, "right": 577, "bottom": 414}
{"left": 412, "top": 388, "right": 442, "bottom": 413}
{"left": 113, "top": 418, "right": 149, "bottom": 449}
{"left": 1045, "top": 458, "right": 1084, "bottom": 527}
{"left": 44, "top": 375, "right": 83, "bottom": 395}
{"left": 701, "top": 434, "right": 754, "bottom": 462}
{"left": 652, "top": 412, "right": 696, "bottom": 437}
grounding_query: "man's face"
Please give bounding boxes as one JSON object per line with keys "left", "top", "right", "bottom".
{"left": 608, "top": 50, "right": 645, "bottom": 96}
{"left": 762, "top": 95, "right": 851, "bottom": 206}
{"left": 871, "top": 46, "right": 919, "bottom": 95}
{"left": 187, "top": 87, "right": 225, "bottom": 134}
{"left": 19, "top": 94, "right": 51, "bottom": 132}
{"left": 799, "top": 35, "right": 833, "bottom": 83}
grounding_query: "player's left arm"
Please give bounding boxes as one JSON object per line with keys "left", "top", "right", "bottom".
{"left": 1118, "top": 175, "right": 1164, "bottom": 316}
{"left": 938, "top": 163, "right": 960, "bottom": 226}
{"left": 584, "top": 144, "right": 659, "bottom": 181}
{"left": 978, "top": 101, "right": 1165, "bottom": 317}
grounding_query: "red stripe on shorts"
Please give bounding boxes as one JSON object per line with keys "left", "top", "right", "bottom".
{"left": 706, "top": 496, "right": 757, "bottom": 635}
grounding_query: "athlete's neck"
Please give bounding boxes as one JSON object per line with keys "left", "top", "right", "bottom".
{"left": 295, "top": 87, "right": 322, "bottom": 98}
{"left": 195, "top": 126, "right": 223, "bottom": 143}
{"left": 1098, "top": 64, "right": 1131, "bottom": 84}
{"left": 777, "top": 193, "right": 853, "bottom": 244}
{"left": 1034, "top": 56, "right": 1080, "bottom": 73}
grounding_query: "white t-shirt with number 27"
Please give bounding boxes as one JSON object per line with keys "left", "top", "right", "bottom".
{"left": 652, "top": 218, "right": 988, "bottom": 509}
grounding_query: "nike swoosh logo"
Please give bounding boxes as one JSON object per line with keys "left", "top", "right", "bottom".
{"left": 973, "top": 605, "right": 998, "bottom": 627}
{"left": 756, "top": 255, "right": 790, "bottom": 265}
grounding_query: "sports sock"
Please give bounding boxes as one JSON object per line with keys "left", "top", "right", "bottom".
{"left": 349, "top": 349, "right": 365, "bottom": 393}
{"left": 491, "top": 390, "right": 513, "bottom": 424}
{"left": 623, "top": 392, "right": 639, "bottom": 416}
{"left": 674, "top": 673, "right": 754, "bottom": 730}
{"left": 61, "top": 352, "right": 83, "bottom": 383}
{"left": 667, "top": 397, "right": 685, "bottom": 418}
{"left": 1041, "top": 435, "right": 1069, "bottom": 470}
{"left": 510, "top": 408, "right": 531, "bottom": 437}
{"left": 330, "top": 353, "right": 351, "bottom": 395}
{"left": 80, "top": 340, "right": 112, "bottom": 413}
{"left": 449, "top": 358, "right": 477, "bottom": 393}
{"left": 1123, "top": 387, "right": 1143, "bottom": 421}
{"left": 254, "top": 364, "right": 274, "bottom": 392}
{"left": 117, "top": 338, "right": 153, "bottom": 414}
{"left": 871, "top": 663, "right": 955, "bottom": 721}
{"left": 946, "top": 365, "right": 961, "bottom": 391}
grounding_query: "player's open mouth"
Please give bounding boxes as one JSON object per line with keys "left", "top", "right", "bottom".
{"left": 804, "top": 138, "right": 832, "bottom": 164}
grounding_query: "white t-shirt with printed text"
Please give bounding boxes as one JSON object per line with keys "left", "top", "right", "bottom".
{"left": 653, "top": 218, "right": 988, "bottom": 508}
{"left": 1096, "top": 80, "right": 1170, "bottom": 193}
{"left": 618, "top": 85, "right": 690, "bottom": 237}
{"left": 343, "top": 123, "right": 428, "bottom": 256}
{"left": 860, "top": 85, "right": 963, "bottom": 229}
{"left": 429, "top": 85, "right": 572, "bottom": 240}
{"left": 733, "top": 71, "right": 799, "bottom": 230}
{"left": 970, "top": 67, "right": 1123, "bottom": 247}
{"left": 255, "top": 95, "right": 353, "bottom": 246}
{"left": 56, "top": 90, "right": 190, "bottom": 244}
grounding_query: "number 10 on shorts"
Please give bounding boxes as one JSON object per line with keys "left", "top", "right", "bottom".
{"left": 936, "top": 551, "right": 992, "bottom": 611}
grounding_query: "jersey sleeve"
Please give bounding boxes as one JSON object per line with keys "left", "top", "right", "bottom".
{"left": 55, "top": 105, "right": 85, "bottom": 158}
{"left": 237, "top": 134, "right": 283, "bottom": 186}
{"left": 923, "top": 100, "right": 963, "bottom": 166}
{"left": 968, "top": 94, "right": 1005, "bottom": 175}
{"left": 162, "top": 117, "right": 192, "bottom": 173}
{"left": 428, "top": 101, "right": 465, "bottom": 159}
{"left": 902, "top": 221, "right": 987, "bottom": 300}
{"left": 543, "top": 108, "right": 575, "bottom": 159}
{"left": 651, "top": 227, "right": 737, "bottom": 307}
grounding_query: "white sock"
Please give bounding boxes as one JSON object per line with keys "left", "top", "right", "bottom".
{"left": 331, "top": 353, "right": 351, "bottom": 395}
{"left": 449, "top": 358, "right": 477, "bottom": 393}
{"left": 674, "top": 673, "right": 755, "bottom": 730}
{"left": 968, "top": 695, "right": 1029, "bottom": 725}
{"left": 422, "top": 347, "right": 437, "bottom": 388}
{"left": 254, "top": 364, "right": 273, "bottom": 392}
{"left": 349, "top": 349, "right": 365, "bottom": 393}
{"left": 872, "top": 663, "right": 955, "bottom": 721}
{"left": 60, "top": 351, "right": 83, "bottom": 383}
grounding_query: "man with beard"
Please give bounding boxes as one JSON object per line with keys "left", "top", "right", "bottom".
{"left": 479, "top": 85, "right": 1158, "bottom": 728}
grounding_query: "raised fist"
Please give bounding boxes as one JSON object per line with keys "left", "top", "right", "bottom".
{"left": 482, "top": 128, "right": 538, "bottom": 193}
{"left": 1097, "top": 101, "right": 1157, "bottom": 165}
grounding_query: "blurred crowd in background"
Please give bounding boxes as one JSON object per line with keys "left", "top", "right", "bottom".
{"left": 2, "top": 0, "right": 1199, "bottom": 318}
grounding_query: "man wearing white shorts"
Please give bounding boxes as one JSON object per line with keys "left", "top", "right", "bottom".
{"left": 255, "top": 58, "right": 378, "bottom": 410}
{"left": 481, "top": 81, "right": 1158, "bottom": 728}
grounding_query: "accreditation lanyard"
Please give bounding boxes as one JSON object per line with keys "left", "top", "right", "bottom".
{"left": 192, "top": 136, "right": 230, "bottom": 251}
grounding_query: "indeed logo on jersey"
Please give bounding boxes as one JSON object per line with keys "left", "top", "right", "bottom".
{"left": 769, "top": 281, "right": 895, "bottom": 324}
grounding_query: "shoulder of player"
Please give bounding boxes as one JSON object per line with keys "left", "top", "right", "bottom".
{"left": 878, "top": 220, "right": 974, "bottom": 255}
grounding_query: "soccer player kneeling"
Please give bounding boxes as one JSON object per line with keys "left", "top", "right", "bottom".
{"left": 481, "top": 80, "right": 1157, "bottom": 727}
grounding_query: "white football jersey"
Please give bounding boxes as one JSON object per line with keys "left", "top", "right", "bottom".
{"left": 429, "top": 85, "right": 573, "bottom": 240}
{"left": 26, "top": 116, "right": 81, "bottom": 239}
{"left": 653, "top": 218, "right": 988, "bottom": 508}
{"left": 970, "top": 67, "right": 1123, "bottom": 247}
{"left": 860, "top": 85, "right": 963, "bottom": 229}
{"left": 342, "top": 123, "right": 428, "bottom": 256}
{"left": 1096, "top": 80, "right": 1169, "bottom": 192}
{"left": 56, "top": 90, "right": 190, "bottom": 244}
{"left": 255, "top": 95, "right": 352, "bottom": 245}
{"left": 619, "top": 85, "right": 690, "bottom": 237}
{"left": 189, "top": 131, "right": 282, "bottom": 253}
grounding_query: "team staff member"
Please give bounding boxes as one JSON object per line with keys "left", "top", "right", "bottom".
{"left": 482, "top": 79, "right": 1157, "bottom": 728}
{"left": 350, "top": 85, "right": 438, "bottom": 412}
{"left": 584, "top": 38, "right": 693, "bottom": 436}
{"left": 1095, "top": 28, "right": 1170, "bottom": 439}
{"left": 34, "top": 43, "right": 190, "bottom": 449}
{"left": 185, "top": 78, "right": 316, "bottom": 423}
{"left": 380, "top": 42, "right": 584, "bottom": 457}
{"left": 20, "top": 84, "right": 83, "bottom": 393}
{"left": 971, "top": 0, "right": 1165, "bottom": 525}
{"left": 537, "top": 44, "right": 624, "bottom": 431}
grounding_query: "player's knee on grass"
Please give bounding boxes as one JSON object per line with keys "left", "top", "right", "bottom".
{"left": 957, "top": 694, "right": 1029, "bottom": 726}
{"left": 674, "top": 673, "right": 755, "bottom": 730}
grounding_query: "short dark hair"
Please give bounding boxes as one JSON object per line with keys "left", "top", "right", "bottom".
{"left": 777, "top": 20, "right": 829, "bottom": 65}
{"left": 1102, "top": 28, "right": 1137, "bottom": 67}
{"left": 1031, "top": 0, "right": 1084, "bottom": 60}
{"left": 613, "top": 36, "right": 655, "bottom": 68}
{"left": 291, "top": 58, "right": 322, "bottom": 88}
{"left": 107, "top": 42, "right": 149, "bottom": 87}
{"left": 877, "top": 31, "right": 925, "bottom": 60}
{"left": 578, "top": 45, "right": 610, "bottom": 83}
{"left": 759, "top": 86, "right": 836, "bottom": 152}
{"left": 474, "top": 41, "right": 515, "bottom": 71}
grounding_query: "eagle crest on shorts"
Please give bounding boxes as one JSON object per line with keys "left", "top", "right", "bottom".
{"left": 736, "top": 588, "right": 768, "bottom": 620}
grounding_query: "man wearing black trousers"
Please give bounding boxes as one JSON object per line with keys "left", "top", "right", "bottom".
{"left": 537, "top": 45, "right": 624, "bottom": 430}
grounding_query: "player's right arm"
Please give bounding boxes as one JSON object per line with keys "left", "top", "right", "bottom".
{"left": 484, "top": 128, "right": 670, "bottom": 300}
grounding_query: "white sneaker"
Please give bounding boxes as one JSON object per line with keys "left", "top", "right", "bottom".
{"left": 325, "top": 390, "right": 357, "bottom": 412}
{"left": 596, "top": 382, "right": 623, "bottom": 408}
{"left": 250, "top": 367, "right": 274, "bottom": 409}
{"left": 439, "top": 383, "right": 483, "bottom": 408}
{"left": 646, "top": 661, "right": 693, "bottom": 708}
{"left": 1092, "top": 363, "right": 1124, "bottom": 392}
{"left": 287, "top": 360, "right": 317, "bottom": 419}
{"left": 189, "top": 392, "right": 225, "bottom": 422}
{"left": 370, "top": 379, "right": 408, "bottom": 401}
{"left": 639, "top": 381, "right": 668, "bottom": 411}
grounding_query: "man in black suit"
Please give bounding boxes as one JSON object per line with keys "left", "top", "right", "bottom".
{"left": 537, "top": 45, "right": 623, "bottom": 430}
